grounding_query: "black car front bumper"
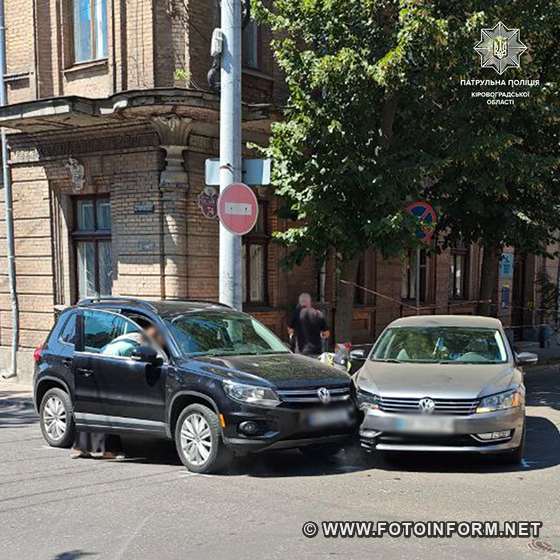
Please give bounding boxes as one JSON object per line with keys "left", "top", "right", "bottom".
{"left": 221, "top": 402, "right": 358, "bottom": 453}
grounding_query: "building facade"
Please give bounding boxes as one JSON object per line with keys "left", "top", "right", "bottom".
{"left": 0, "top": 0, "right": 551, "bottom": 382}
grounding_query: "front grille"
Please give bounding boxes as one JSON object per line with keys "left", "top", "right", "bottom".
{"left": 379, "top": 396, "right": 479, "bottom": 416}
{"left": 277, "top": 385, "right": 351, "bottom": 404}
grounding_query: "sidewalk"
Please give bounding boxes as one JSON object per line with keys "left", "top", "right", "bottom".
{"left": 0, "top": 381, "right": 33, "bottom": 408}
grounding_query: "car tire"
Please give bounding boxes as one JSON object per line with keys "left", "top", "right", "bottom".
{"left": 299, "top": 444, "right": 343, "bottom": 461}
{"left": 175, "top": 404, "right": 231, "bottom": 474}
{"left": 39, "top": 388, "right": 75, "bottom": 448}
{"left": 495, "top": 425, "right": 525, "bottom": 466}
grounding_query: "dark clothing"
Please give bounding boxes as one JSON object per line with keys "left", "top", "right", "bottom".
{"left": 74, "top": 432, "right": 123, "bottom": 454}
{"left": 288, "top": 305, "right": 328, "bottom": 356}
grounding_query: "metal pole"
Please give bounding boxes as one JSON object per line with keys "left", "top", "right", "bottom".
{"left": 219, "top": 0, "right": 243, "bottom": 310}
{"left": 415, "top": 247, "right": 421, "bottom": 314}
{"left": 0, "top": 0, "right": 18, "bottom": 378}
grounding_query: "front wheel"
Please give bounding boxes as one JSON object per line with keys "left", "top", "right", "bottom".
{"left": 494, "top": 426, "right": 525, "bottom": 466}
{"left": 175, "top": 404, "right": 232, "bottom": 474}
{"left": 39, "top": 388, "right": 75, "bottom": 448}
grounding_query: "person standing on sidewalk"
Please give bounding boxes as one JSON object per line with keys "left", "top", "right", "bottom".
{"left": 288, "top": 293, "right": 330, "bottom": 357}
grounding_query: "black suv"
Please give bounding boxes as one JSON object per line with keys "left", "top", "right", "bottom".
{"left": 33, "top": 298, "right": 357, "bottom": 473}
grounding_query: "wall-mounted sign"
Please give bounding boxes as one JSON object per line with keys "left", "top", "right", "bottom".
{"left": 198, "top": 186, "right": 219, "bottom": 219}
{"left": 499, "top": 253, "right": 514, "bottom": 279}
{"left": 134, "top": 201, "right": 155, "bottom": 215}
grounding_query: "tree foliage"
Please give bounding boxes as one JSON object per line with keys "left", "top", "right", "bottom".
{"left": 254, "top": 0, "right": 560, "bottom": 260}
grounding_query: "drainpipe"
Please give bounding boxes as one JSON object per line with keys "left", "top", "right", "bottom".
{"left": 0, "top": 0, "right": 19, "bottom": 379}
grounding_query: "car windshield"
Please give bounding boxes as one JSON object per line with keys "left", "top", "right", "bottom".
{"left": 371, "top": 326, "right": 508, "bottom": 364}
{"left": 166, "top": 311, "right": 290, "bottom": 358}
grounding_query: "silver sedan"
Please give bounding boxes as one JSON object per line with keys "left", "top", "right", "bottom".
{"left": 354, "top": 315, "right": 538, "bottom": 464}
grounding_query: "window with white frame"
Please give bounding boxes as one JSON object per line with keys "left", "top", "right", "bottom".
{"left": 449, "top": 244, "right": 469, "bottom": 299}
{"left": 401, "top": 250, "right": 427, "bottom": 301}
{"left": 73, "top": 196, "right": 113, "bottom": 300}
{"left": 241, "top": 202, "right": 268, "bottom": 305}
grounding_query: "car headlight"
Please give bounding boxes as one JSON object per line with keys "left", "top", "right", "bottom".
{"left": 356, "top": 388, "right": 380, "bottom": 411}
{"left": 223, "top": 381, "right": 281, "bottom": 407}
{"left": 476, "top": 388, "right": 523, "bottom": 414}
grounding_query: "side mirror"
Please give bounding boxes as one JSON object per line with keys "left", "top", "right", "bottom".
{"left": 349, "top": 348, "right": 367, "bottom": 361}
{"left": 516, "top": 352, "right": 538, "bottom": 367}
{"left": 132, "top": 345, "right": 160, "bottom": 365}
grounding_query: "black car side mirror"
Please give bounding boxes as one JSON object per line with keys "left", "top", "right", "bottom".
{"left": 132, "top": 346, "right": 161, "bottom": 366}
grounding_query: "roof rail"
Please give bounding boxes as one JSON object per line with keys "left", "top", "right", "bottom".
{"left": 184, "top": 300, "right": 233, "bottom": 309}
{"left": 77, "top": 296, "right": 159, "bottom": 312}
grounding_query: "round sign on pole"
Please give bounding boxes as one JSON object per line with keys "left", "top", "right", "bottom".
{"left": 217, "top": 183, "right": 259, "bottom": 236}
{"left": 406, "top": 201, "right": 437, "bottom": 244}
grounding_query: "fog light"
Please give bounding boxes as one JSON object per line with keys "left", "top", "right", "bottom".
{"left": 476, "top": 430, "right": 511, "bottom": 441}
{"left": 239, "top": 421, "right": 260, "bottom": 436}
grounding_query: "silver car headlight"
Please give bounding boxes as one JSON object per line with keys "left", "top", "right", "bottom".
{"left": 476, "top": 388, "right": 523, "bottom": 414}
{"left": 356, "top": 388, "right": 380, "bottom": 411}
{"left": 223, "top": 381, "right": 281, "bottom": 408}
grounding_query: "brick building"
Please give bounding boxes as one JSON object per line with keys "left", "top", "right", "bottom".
{"left": 0, "top": 0, "right": 552, "bottom": 382}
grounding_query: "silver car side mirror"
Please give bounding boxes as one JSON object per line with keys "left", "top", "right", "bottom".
{"left": 515, "top": 352, "right": 538, "bottom": 366}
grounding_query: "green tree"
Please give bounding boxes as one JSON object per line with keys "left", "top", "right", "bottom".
{"left": 254, "top": 0, "right": 560, "bottom": 341}
{"left": 252, "top": 0, "right": 436, "bottom": 342}
{"left": 397, "top": 0, "right": 560, "bottom": 314}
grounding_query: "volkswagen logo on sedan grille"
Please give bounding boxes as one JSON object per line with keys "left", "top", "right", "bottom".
{"left": 418, "top": 398, "right": 436, "bottom": 414}
{"left": 317, "top": 387, "right": 331, "bottom": 404}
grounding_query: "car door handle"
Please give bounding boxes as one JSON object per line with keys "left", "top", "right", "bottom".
{"left": 76, "top": 367, "right": 94, "bottom": 377}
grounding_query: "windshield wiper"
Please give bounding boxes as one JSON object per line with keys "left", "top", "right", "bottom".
{"left": 371, "top": 358, "right": 401, "bottom": 363}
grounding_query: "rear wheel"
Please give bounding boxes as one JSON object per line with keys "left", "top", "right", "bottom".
{"left": 175, "top": 404, "right": 232, "bottom": 474}
{"left": 39, "top": 388, "right": 75, "bottom": 448}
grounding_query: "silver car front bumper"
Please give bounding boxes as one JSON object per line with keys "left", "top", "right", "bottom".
{"left": 360, "top": 407, "right": 524, "bottom": 454}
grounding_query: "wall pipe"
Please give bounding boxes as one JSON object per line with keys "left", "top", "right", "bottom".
{"left": 0, "top": 0, "right": 19, "bottom": 379}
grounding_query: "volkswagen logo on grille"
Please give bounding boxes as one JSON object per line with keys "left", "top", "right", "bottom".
{"left": 418, "top": 397, "right": 435, "bottom": 414}
{"left": 317, "top": 387, "right": 331, "bottom": 405}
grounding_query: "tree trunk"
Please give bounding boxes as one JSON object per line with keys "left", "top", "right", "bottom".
{"left": 334, "top": 256, "right": 361, "bottom": 346}
{"left": 478, "top": 244, "right": 500, "bottom": 316}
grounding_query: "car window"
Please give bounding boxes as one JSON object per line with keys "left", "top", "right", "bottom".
{"left": 371, "top": 326, "right": 508, "bottom": 364}
{"left": 83, "top": 310, "right": 146, "bottom": 357}
{"left": 59, "top": 313, "right": 77, "bottom": 346}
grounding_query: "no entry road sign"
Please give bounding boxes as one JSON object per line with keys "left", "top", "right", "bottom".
{"left": 217, "top": 183, "right": 259, "bottom": 236}
{"left": 406, "top": 201, "right": 437, "bottom": 243}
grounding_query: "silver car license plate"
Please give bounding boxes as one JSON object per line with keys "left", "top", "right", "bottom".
{"left": 395, "top": 415, "right": 455, "bottom": 434}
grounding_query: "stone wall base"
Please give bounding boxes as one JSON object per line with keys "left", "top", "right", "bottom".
{"left": 0, "top": 348, "right": 34, "bottom": 386}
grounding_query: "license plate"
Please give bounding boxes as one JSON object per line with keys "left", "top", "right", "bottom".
{"left": 306, "top": 408, "right": 352, "bottom": 428}
{"left": 395, "top": 415, "right": 455, "bottom": 434}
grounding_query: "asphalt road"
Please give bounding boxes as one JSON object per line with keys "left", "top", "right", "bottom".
{"left": 0, "top": 366, "right": 559, "bottom": 560}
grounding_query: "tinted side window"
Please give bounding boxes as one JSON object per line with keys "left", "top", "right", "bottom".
{"left": 83, "top": 310, "right": 142, "bottom": 357}
{"left": 59, "top": 313, "right": 77, "bottom": 346}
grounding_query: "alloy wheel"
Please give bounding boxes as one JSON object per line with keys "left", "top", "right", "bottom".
{"left": 43, "top": 395, "right": 67, "bottom": 441}
{"left": 180, "top": 413, "right": 213, "bottom": 466}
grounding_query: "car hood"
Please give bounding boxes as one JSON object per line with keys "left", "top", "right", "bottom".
{"left": 357, "top": 361, "right": 516, "bottom": 399}
{"left": 182, "top": 353, "right": 351, "bottom": 389}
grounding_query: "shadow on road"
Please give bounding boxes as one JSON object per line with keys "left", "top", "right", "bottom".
{"left": 114, "top": 410, "right": 559, "bottom": 478}
{"left": 0, "top": 392, "right": 37, "bottom": 428}
{"left": 525, "top": 365, "right": 560, "bottom": 411}
{"left": 52, "top": 551, "right": 96, "bottom": 560}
